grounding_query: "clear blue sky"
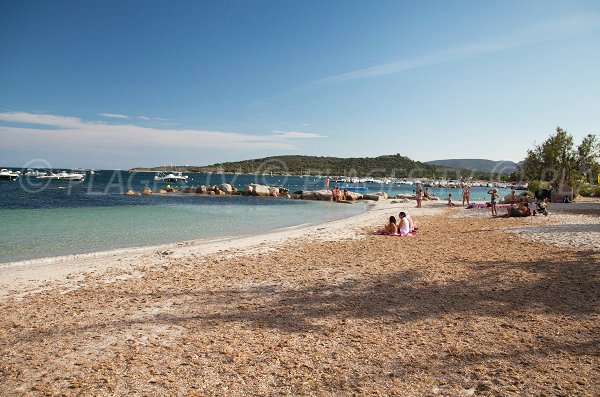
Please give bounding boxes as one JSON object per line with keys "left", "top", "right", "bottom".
{"left": 1, "top": 0, "right": 599, "bottom": 169}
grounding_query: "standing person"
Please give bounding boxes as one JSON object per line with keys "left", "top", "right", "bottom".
{"left": 487, "top": 188, "right": 498, "bottom": 216}
{"left": 415, "top": 183, "right": 423, "bottom": 208}
{"left": 325, "top": 176, "right": 330, "bottom": 191}
{"left": 462, "top": 184, "right": 471, "bottom": 206}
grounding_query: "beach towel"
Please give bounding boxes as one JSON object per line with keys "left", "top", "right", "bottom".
{"left": 372, "top": 230, "right": 415, "bottom": 237}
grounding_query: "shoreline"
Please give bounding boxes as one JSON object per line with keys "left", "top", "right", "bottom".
{"left": 0, "top": 199, "right": 427, "bottom": 301}
{"left": 1, "top": 199, "right": 597, "bottom": 303}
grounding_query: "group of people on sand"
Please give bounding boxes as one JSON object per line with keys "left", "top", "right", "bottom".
{"left": 379, "top": 211, "right": 415, "bottom": 236}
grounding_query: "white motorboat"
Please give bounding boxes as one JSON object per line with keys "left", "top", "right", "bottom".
{"left": 24, "top": 168, "right": 48, "bottom": 177}
{"left": 36, "top": 171, "right": 85, "bottom": 181}
{"left": 0, "top": 169, "right": 20, "bottom": 180}
{"left": 154, "top": 171, "right": 188, "bottom": 182}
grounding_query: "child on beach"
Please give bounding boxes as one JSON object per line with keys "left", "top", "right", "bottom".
{"left": 487, "top": 188, "right": 498, "bottom": 216}
{"left": 447, "top": 194, "right": 456, "bottom": 207}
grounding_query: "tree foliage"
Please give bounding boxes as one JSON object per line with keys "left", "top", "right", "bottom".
{"left": 520, "top": 127, "right": 599, "bottom": 189}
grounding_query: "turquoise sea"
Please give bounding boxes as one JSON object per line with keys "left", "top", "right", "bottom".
{"left": 0, "top": 170, "right": 510, "bottom": 263}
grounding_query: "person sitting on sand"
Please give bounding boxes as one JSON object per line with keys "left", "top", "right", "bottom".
{"left": 381, "top": 216, "right": 398, "bottom": 235}
{"left": 447, "top": 194, "right": 457, "bottom": 207}
{"left": 397, "top": 212, "right": 411, "bottom": 236}
{"left": 399, "top": 211, "right": 416, "bottom": 234}
{"left": 506, "top": 201, "right": 531, "bottom": 217}
{"left": 487, "top": 188, "right": 498, "bottom": 216}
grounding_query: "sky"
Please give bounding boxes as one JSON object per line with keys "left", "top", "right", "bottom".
{"left": 1, "top": 0, "right": 599, "bottom": 169}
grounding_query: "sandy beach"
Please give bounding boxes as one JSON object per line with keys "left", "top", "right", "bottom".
{"left": 0, "top": 199, "right": 598, "bottom": 396}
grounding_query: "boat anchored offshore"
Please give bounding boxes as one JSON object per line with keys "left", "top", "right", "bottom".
{"left": 36, "top": 171, "right": 85, "bottom": 181}
{"left": 154, "top": 171, "right": 188, "bottom": 183}
{"left": 0, "top": 169, "right": 20, "bottom": 180}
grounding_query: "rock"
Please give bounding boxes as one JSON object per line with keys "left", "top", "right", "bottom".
{"left": 216, "top": 190, "right": 225, "bottom": 195}
{"left": 374, "top": 192, "right": 388, "bottom": 200}
{"left": 346, "top": 191, "right": 362, "bottom": 201}
{"left": 158, "top": 189, "right": 168, "bottom": 194}
{"left": 395, "top": 194, "right": 416, "bottom": 200}
{"left": 124, "top": 189, "right": 135, "bottom": 196}
{"left": 299, "top": 190, "right": 333, "bottom": 201}
{"left": 278, "top": 188, "right": 289, "bottom": 195}
{"left": 218, "top": 183, "right": 233, "bottom": 194}
{"left": 363, "top": 192, "right": 388, "bottom": 201}
{"left": 208, "top": 191, "right": 215, "bottom": 195}
{"left": 141, "top": 187, "right": 152, "bottom": 196}
{"left": 182, "top": 187, "right": 194, "bottom": 193}
{"left": 362, "top": 194, "right": 381, "bottom": 201}
{"left": 196, "top": 185, "right": 207, "bottom": 194}
{"left": 244, "top": 183, "right": 271, "bottom": 196}
{"left": 269, "top": 187, "right": 279, "bottom": 197}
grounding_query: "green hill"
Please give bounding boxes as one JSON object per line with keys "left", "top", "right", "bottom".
{"left": 426, "top": 159, "right": 517, "bottom": 174}
{"left": 136, "top": 154, "right": 495, "bottom": 179}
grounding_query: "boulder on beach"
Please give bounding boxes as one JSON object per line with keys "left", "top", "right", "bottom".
{"left": 158, "top": 189, "right": 168, "bottom": 194}
{"left": 363, "top": 192, "right": 388, "bottom": 201}
{"left": 182, "top": 187, "right": 194, "bottom": 193}
{"left": 269, "top": 187, "right": 279, "bottom": 197}
{"left": 299, "top": 190, "right": 332, "bottom": 201}
{"left": 141, "top": 187, "right": 152, "bottom": 196}
{"left": 243, "top": 183, "right": 271, "bottom": 196}
{"left": 196, "top": 185, "right": 207, "bottom": 194}
{"left": 395, "top": 194, "right": 415, "bottom": 200}
{"left": 346, "top": 191, "right": 362, "bottom": 201}
{"left": 124, "top": 189, "right": 135, "bottom": 196}
{"left": 218, "top": 183, "right": 233, "bottom": 194}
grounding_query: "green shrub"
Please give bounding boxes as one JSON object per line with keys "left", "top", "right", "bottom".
{"left": 527, "top": 180, "right": 550, "bottom": 196}
{"left": 578, "top": 184, "right": 593, "bottom": 197}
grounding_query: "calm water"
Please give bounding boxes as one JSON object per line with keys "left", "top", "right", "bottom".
{"left": 0, "top": 170, "right": 509, "bottom": 263}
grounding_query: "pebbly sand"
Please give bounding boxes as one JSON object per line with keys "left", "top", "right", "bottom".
{"left": 0, "top": 199, "right": 598, "bottom": 396}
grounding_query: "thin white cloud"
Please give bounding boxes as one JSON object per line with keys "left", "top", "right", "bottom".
{"left": 99, "top": 113, "right": 130, "bottom": 119}
{"left": 272, "top": 130, "right": 326, "bottom": 139}
{"left": 251, "top": 14, "right": 600, "bottom": 105}
{"left": 0, "top": 112, "right": 322, "bottom": 154}
{"left": 138, "top": 115, "right": 170, "bottom": 121}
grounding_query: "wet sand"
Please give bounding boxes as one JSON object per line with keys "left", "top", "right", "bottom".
{"left": 0, "top": 201, "right": 598, "bottom": 396}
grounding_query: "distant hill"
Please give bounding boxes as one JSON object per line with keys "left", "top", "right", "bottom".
{"left": 134, "top": 154, "right": 495, "bottom": 179}
{"left": 425, "top": 159, "right": 517, "bottom": 174}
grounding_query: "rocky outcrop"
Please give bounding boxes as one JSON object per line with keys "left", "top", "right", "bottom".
{"left": 299, "top": 190, "right": 333, "bottom": 201}
{"left": 196, "top": 185, "right": 207, "bottom": 194}
{"left": 395, "top": 194, "right": 416, "bottom": 200}
{"left": 218, "top": 183, "right": 233, "bottom": 194}
{"left": 269, "top": 187, "right": 279, "bottom": 197}
{"left": 243, "top": 184, "right": 271, "bottom": 196}
{"left": 124, "top": 189, "right": 135, "bottom": 196}
{"left": 363, "top": 192, "right": 388, "bottom": 201}
{"left": 345, "top": 191, "right": 362, "bottom": 201}
{"left": 158, "top": 189, "right": 168, "bottom": 194}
